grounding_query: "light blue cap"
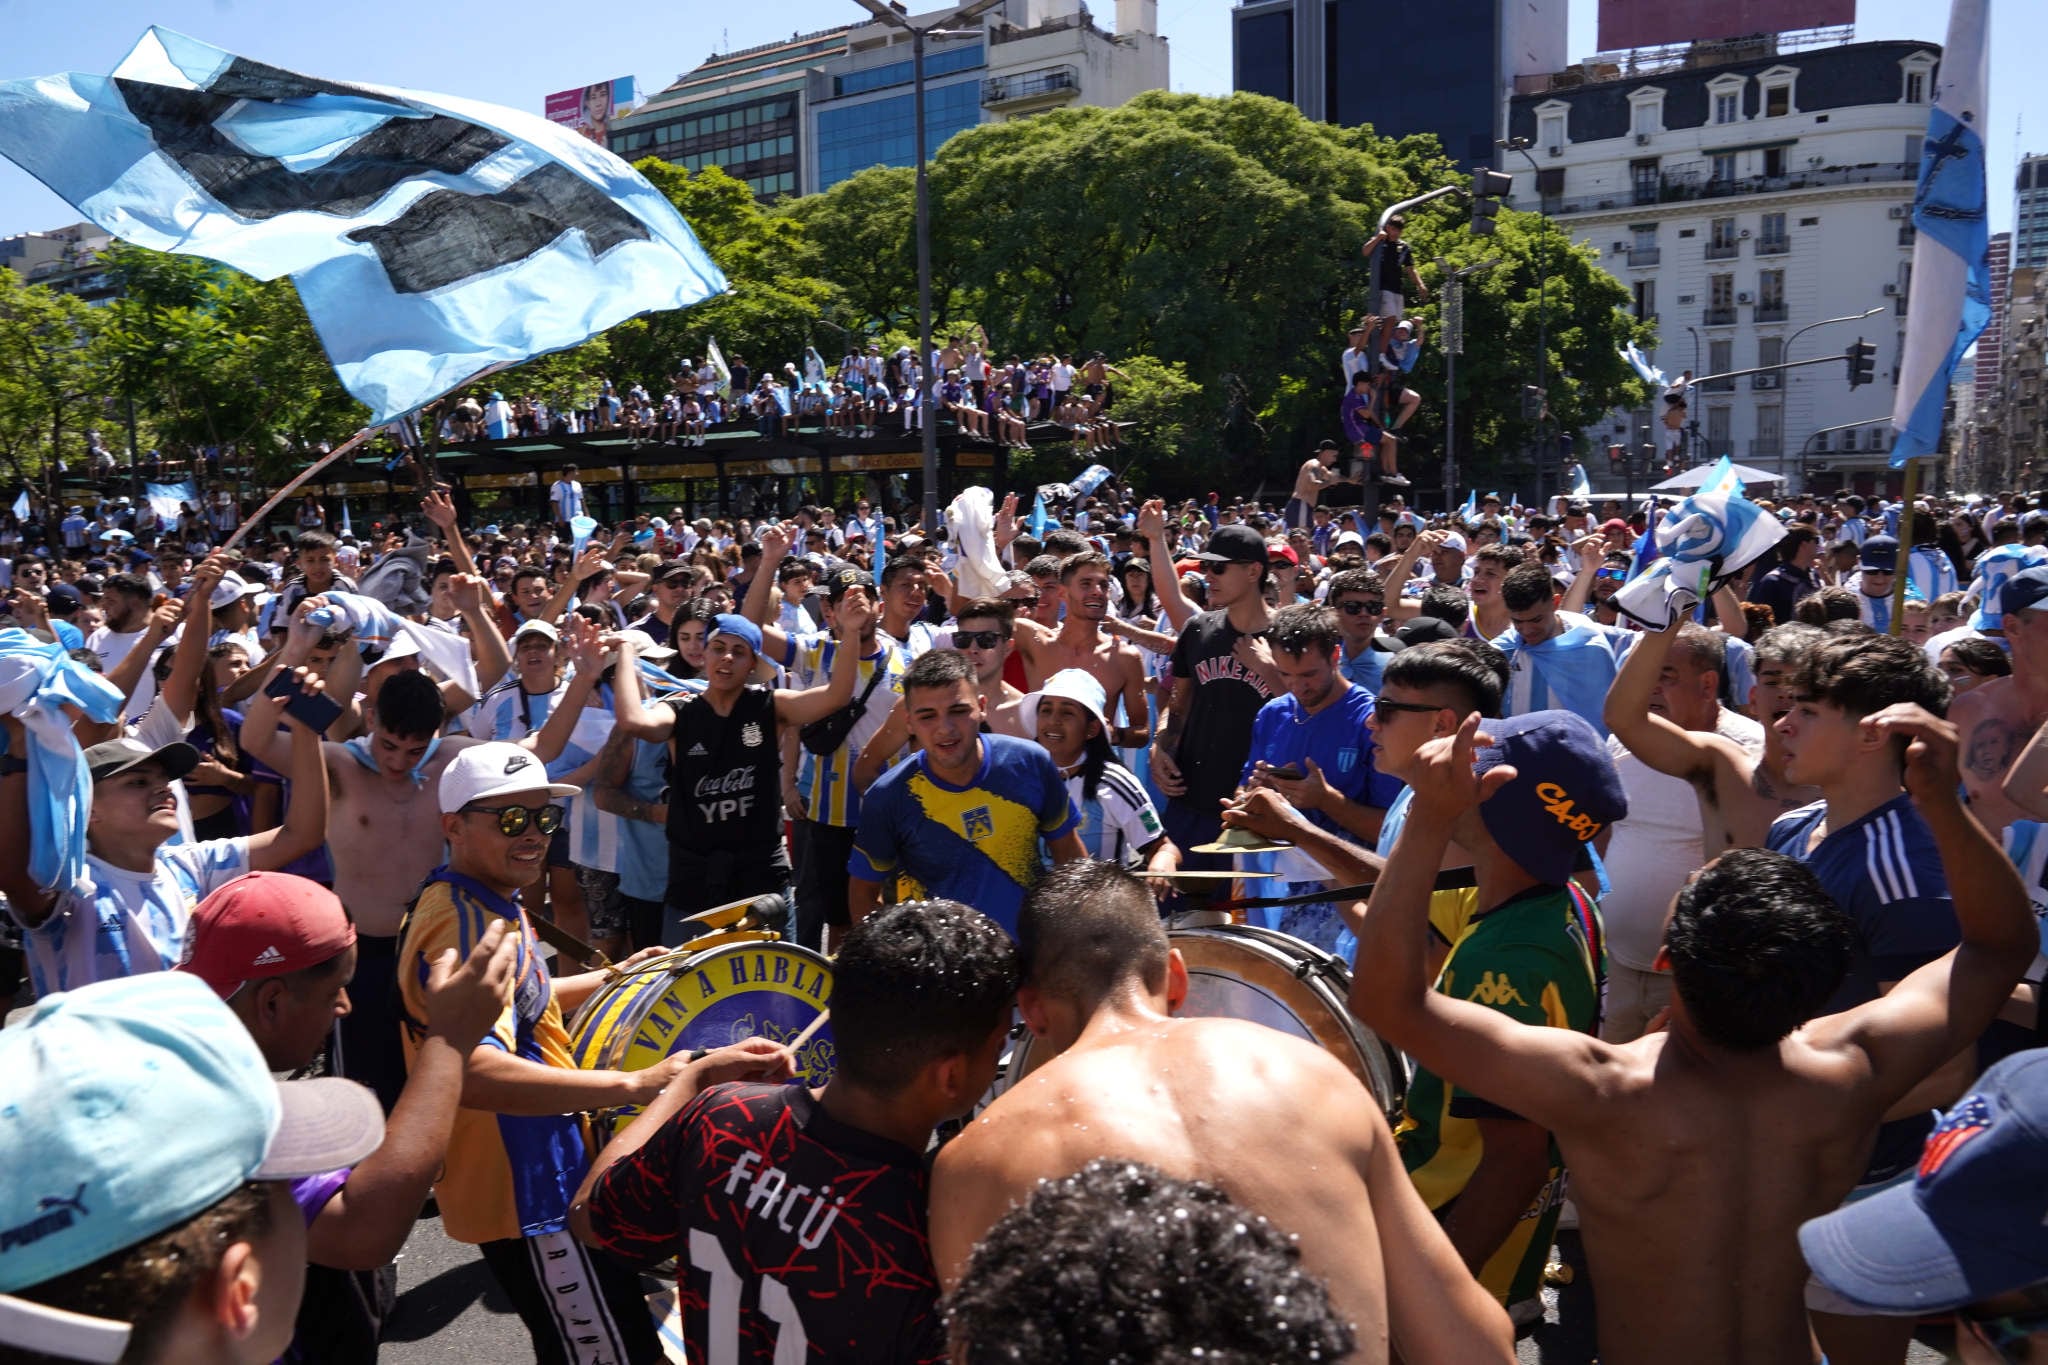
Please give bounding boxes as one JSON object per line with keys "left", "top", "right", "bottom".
{"left": 0, "top": 973, "right": 383, "bottom": 1293}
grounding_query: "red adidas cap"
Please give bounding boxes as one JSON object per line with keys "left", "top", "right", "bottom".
{"left": 178, "top": 872, "right": 356, "bottom": 998}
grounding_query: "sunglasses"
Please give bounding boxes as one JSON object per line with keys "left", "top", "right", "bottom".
{"left": 1372, "top": 697, "right": 1444, "bottom": 721}
{"left": 955, "top": 629, "right": 1008, "bottom": 650}
{"left": 1337, "top": 599, "right": 1385, "bottom": 616}
{"left": 1595, "top": 567, "right": 1630, "bottom": 581}
{"left": 463, "top": 802, "right": 564, "bottom": 837}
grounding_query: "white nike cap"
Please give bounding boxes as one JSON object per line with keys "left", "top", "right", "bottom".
{"left": 437, "top": 742, "right": 579, "bottom": 813}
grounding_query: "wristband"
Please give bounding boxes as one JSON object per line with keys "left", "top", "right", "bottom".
{"left": 688, "top": 1047, "right": 710, "bottom": 1063}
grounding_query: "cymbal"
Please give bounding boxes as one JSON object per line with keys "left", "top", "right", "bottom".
{"left": 1190, "top": 826, "right": 1294, "bottom": 855}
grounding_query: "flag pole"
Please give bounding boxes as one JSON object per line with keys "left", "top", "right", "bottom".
{"left": 1889, "top": 459, "right": 1920, "bottom": 636}
{"left": 222, "top": 426, "right": 374, "bottom": 552}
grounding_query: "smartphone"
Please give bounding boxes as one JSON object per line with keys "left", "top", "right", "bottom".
{"left": 264, "top": 671, "right": 345, "bottom": 737}
{"left": 1263, "top": 764, "right": 1305, "bottom": 782}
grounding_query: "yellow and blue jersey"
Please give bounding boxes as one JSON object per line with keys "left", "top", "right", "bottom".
{"left": 849, "top": 734, "right": 1079, "bottom": 937}
{"left": 397, "top": 868, "right": 587, "bottom": 1246}
{"left": 776, "top": 632, "right": 906, "bottom": 827}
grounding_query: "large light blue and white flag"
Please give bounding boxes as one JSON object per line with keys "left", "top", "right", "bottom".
{"left": 706, "top": 337, "right": 732, "bottom": 397}
{"left": 143, "top": 479, "right": 197, "bottom": 523}
{"left": 0, "top": 29, "right": 728, "bottom": 424}
{"left": 1891, "top": 0, "right": 1990, "bottom": 468}
{"left": 10, "top": 491, "right": 28, "bottom": 521}
{"left": 1070, "top": 464, "right": 1114, "bottom": 499}
{"left": 1612, "top": 457, "right": 1785, "bottom": 630}
{"left": 338, "top": 498, "right": 352, "bottom": 538}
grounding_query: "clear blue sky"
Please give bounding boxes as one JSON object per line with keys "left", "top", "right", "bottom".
{"left": 0, "top": 0, "right": 2037, "bottom": 237}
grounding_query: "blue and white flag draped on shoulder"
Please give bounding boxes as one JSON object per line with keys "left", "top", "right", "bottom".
{"left": 1490, "top": 614, "right": 1631, "bottom": 739}
{"left": 1612, "top": 457, "right": 1785, "bottom": 631}
{"left": 0, "top": 29, "right": 728, "bottom": 423}
{"left": 0, "top": 631, "right": 128, "bottom": 891}
{"left": 1891, "top": 0, "right": 1990, "bottom": 468}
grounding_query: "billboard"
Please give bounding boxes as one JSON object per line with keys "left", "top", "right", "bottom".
{"left": 1597, "top": 0, "right": 1851, "bottom": 51}
{"left": 544, "top": 77, "right": 638, "bottom": 146}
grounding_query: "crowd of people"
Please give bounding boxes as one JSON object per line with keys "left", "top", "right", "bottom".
{"left": 1, "top": 465, "right": 2046, "bottom": 1365}
{"left": 427, "top": 329, "right": 1127, "bottom": 456}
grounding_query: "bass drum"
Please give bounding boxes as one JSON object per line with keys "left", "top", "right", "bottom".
{"left": 1169, "top": 924, "right": 1408, "bottom": 1118}
{"left": 568, "top": 938, "right": 836, "bottom": 1139}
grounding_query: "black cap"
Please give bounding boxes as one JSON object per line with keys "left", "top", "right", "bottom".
{"left": 1371, "top": 617, "right": 1461, "bottom": 652}
{"left": 1194, "top": 524, "right": 1268, "bottom": 565}
{"left": 45, "top": 583, "right": 82, "bottom": 616}
{"left": 823, "top": 566, "right": 870, "bottom": 602}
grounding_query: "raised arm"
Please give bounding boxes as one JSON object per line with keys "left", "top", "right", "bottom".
{"left": 0, "top": 715, "right": 55, "bottom": 924}
{"left": 246, "top": 667, "right": 332, "bottom": 871}
{"left": 450, "top": 572, "right": 512, "bottom": 697}
{"left": 1557, "top": 536, "right": 1607, "bottom": 615}
{"left": 522, "top": 617, "right": 605, "bottom": 764}
{"left": 742, "top": 522, "right": 796, "bottom": 661}
{"left": 608, "top": 631, "right": 675, "bottom": 742}
{"left": 420, "top": 486, "right": 478, "bottom": 580}
{"left": 774, "top": 592, "right": 872, "bottom": 725}
{"left": 1347, "top": 715, "right": 1614, "bottom": 1135}
{"left": 1603, "top": 616, "right": 1728, "bottom": 786}
{"left": 159, "top": 554, "right": 231, "bottom": 722}
{"left": 1820, "top": 707, "right": 2039, "bottom": 1107}
{"left": 1137, "top": 500, "right": 1196, "bottom": 629}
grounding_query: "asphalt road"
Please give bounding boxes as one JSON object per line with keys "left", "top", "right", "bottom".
{"left": 379, "top": 1213, "right": 1959, "bottom": 1363}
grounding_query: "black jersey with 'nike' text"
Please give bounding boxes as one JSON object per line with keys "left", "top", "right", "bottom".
{"left": 580, "top": 1082, "right": 946, "bottom": 1364}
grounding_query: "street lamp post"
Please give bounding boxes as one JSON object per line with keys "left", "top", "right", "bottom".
{"left": 1781, "top": 304, "right": 1884, "bottom": 488}
{"left": 850, "top": 0, "right": 1006, "bottom": 533}
{"left": 1499, "top": 138, "right": 1549, "bottom": 507}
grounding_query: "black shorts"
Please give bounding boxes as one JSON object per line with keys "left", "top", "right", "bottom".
{"left": 477, "top": 1231, "right": 660, "bottom": 1365}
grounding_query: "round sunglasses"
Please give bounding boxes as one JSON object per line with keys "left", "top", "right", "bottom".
{"left": 462, "top": 802, "right": 564, "bottom": 837}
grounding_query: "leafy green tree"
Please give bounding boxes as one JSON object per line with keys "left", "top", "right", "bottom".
{"left": 0, "top": 266, "right": 104, "bottom": 487}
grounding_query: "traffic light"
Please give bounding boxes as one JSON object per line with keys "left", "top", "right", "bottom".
{"left": 1470, "top": 169, "right": 1513, "bottom": 237}
{"left": 1845, "top": 338, "right": 1877, "bottom": 389}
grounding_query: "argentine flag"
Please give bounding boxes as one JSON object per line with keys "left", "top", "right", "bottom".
{"left": 1492, "top": 613, "right": 1631, "bottom": 739}
{"left": 1891, "top": 0, "right": 1990, "bottom": 467}
{"left": 0, "top": 29, "right": 727, "bottom": 423}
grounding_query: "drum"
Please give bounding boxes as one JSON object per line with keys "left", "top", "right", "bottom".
{"left": 1169, "top": 924, "right": 1407, "bottom": 1117}
{"left": 568, "top": 937, "right": 836, "bottom": 1138}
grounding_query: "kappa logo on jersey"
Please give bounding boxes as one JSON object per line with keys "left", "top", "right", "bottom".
{"left": 1469, "top": 972, "right": 1529, "bottom": 1007}
{"left": 1919, "top": 1095, "right": 1993, "bottom": 1181}
{"left": 961, "top": 806, "right": 994, "bottom": 841}
{"left": 1336, "top": 747, "right": 1360, "bottom": 774}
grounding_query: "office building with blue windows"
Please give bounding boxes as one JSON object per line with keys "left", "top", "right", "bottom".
{"left": 1231, "top": 0, "right": 1564, "bottom": 166}
{"left": 605, "top": 1, "right": 1165, "bottom": 200}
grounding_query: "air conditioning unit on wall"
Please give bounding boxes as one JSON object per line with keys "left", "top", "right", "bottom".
{"left": 1635, "top": 133, "right": 1652, "bottom": 145}
{"left": 1737, "top": 291, "right": 1754, "bottom": 304}
{"left": 1888, "top": 205, "right": 1909, "bottom": 219}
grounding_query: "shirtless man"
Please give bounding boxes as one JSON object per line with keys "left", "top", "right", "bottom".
{"left": 1348, "top": 709, "right": 2036, "bottom": 1365}
{"left": 1008, "top": 552, "right": 1150, "bottom": 744}
{"left": 1947, "top": 565, "right": 2048, "bottom": 834}
{"left": 1284, "top": 442, "right": 1355, "bottom": 532}
{"left": 1604, "top": 617, "right": 1821, "bottom": 852}
{"left": 929, "top": 859, "right": 1514, "bottom": 1365}
{"left": 853, "top": 598, "right": 1029, "bottom": 788}
{"left": 241, "top": 613, "right": 607, "bottom": 1113}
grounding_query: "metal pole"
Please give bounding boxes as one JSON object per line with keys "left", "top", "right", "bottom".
{"left": 912, "top": 26, "right": 938, "bottom": 532}
{"left": 1443, "top": 333, "right": 1456, "bottom": 505}
{"left": 1889, "top": 458, "right": 1920, "bottom": 635}
{"left": 1535, "top": 224, "right": 1548, "bottom": 510}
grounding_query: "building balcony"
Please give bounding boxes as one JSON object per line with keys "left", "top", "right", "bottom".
{"left": 982, "top": 65, "right": 1078, "bottom": 110}
{"left": 1896, "top": 296, "right": 1910, "bottom": 316}
{"left": 1755, "top": 302, "right": 1789, "bottom": 322}
{"left": 1705, "top": 242, "right": 1740, "bottom": 260}
{"left": 1755, "top": 236, "right": 1791, "bottom": 256}
{"left": 1548, "top": 161, "right": 1916, "bottom": 217}
{"left": 1627, "top": 246, "right": 1661, "bottom": 267}
{"left": 1704, "top": 306, "right": 1737, "bottom": 326}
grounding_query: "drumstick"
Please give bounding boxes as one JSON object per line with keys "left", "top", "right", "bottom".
{"left": 789, "top": 1009, "right": 830, "bottom": 1052}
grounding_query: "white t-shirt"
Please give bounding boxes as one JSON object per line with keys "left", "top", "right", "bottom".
{"left": 1601, "top": 708, "right": 1765, "bottom": 971}
{"left": 85, "top": 625, "right": 159, "bottom": 723}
